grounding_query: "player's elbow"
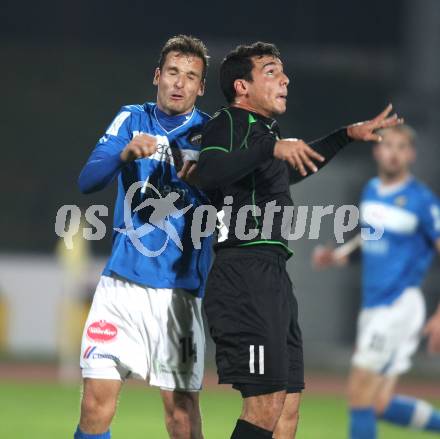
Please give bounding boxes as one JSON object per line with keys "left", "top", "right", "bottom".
{"left": 78, "top": 177, "right": 89, "bottom": 194}
{"left": 78, "top": 172, "right": 97, "bottom": 194}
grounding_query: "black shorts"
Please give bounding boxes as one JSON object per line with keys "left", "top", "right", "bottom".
{"left": 203, "top": 247, "right": 304, "bottom": 393}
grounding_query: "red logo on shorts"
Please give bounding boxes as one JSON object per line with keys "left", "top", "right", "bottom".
{"left": 87, "top": 320, "right": 118, "bottom": 343}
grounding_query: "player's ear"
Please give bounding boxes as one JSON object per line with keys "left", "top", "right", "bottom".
{"left": 197, "top": 79, "right": 205, "bottom": 97}
{"left": 153, "top": 68, "right": 161, "bottom": 86}
{"left": 234, "top": 79, "right": 248, "bottom": 99}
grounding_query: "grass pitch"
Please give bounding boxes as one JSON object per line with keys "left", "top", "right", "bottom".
{"left": 1, "top": 380, "right": 439, "bottom": 438}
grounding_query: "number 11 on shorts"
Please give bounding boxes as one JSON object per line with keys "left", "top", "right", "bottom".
{"left": 249, "top": 345, "right": 265, "bottom": 375}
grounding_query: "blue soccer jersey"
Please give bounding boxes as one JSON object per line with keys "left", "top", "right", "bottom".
{"left": 360, "top": 177, "right": 440, "bottom": 308}
{"left": 78, "top": 102, "right": 212, "bottom": 297}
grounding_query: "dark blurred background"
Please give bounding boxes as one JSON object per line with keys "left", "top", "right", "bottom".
{"left": 0, "top": 0, "right": 439, "bottom": 373}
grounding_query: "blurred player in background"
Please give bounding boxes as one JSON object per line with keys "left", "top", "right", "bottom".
{"left": 313, "top": 125, "right": 440, "bottom": 439}
{"left": 197, "top": 41, "right": 402, "bottom": 439}
{"left": 74, "top": 35, "right": 211, "bottom": 439}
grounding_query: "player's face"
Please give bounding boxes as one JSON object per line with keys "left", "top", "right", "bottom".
{"left": 241, "top": 56, "right": 289, "bottom": 118}
{"left": 154, "top": 51, "right": 205, "bottom": 116}
{"left": 373, "top": 130, "right": 415, "bottom": 178}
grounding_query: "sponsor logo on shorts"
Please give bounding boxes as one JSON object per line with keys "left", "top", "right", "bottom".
{"left": 368, "top": 333, "right": 386, "bottom": 352}
{"left": 83, "top": 346, "right": 97, "bottom": 359}
{"left": 86, "top": 320, "right": 118, "bottom": 343}
{"left": 83, "top": 346, "right": 119, "bottom": 362}
{"left": 91, "top": 352, "right": 119, "bottom": 362}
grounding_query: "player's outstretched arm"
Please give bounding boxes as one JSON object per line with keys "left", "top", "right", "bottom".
{"left": 312, "top": 233, "right": 362, "bottom": 270}
{"left": 287, "top": 128, "right": 351, "bottom": 184}
{"left": 287, "top": 104, "right": 404, "bottom": 184}
{"left": 198, "top": 110, "right": 330, "bottom": 190}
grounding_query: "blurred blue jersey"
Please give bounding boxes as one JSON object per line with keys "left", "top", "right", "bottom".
{"left": 78, "top": 102, "right": 212, "bottom": 297}
{"left": 360, "top": 177, "right": 440, "bottom": 308}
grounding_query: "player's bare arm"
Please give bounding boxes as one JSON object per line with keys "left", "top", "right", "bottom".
{"left": 119, "top": 133, "right": 158, "bottom": 162}
{"left": 423, "top": 238, "right": 440, "bottom": 353}
{"left": 312, "top": 233, "right": 362, "bottom": 270}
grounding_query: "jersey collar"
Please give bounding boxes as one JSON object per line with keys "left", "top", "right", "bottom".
{"left": 376, "top": 175, "right": 413, "bottom": 197}
{"left": 153, "top": 104, "right": 196, "bottom": 135}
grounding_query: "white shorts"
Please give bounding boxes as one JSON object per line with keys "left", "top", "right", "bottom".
{"left": 80, "top": 275, "right": 205, "bottom": 391}
{"left": 351, "top": 287, "right": 426, "bottom": 376}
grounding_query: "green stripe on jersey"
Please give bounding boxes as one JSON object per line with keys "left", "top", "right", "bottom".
{"left": 200, "top": 146, "right": 229, "bottom": 153}
{"left": 248, "top": 113, "right": 257, "bottom": 124}
{"left": 223, "top": 108, "right": 234, "bottom": 152}
{"left": 238, "top": 240, "right": 293, "bottom": 255}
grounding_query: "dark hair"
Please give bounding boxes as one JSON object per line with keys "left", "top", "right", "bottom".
{"left": 158, "top": 34, "right": 209, "bottom": 80}
{"left": 220, "top": 42, "right": 281, "bottom": 104}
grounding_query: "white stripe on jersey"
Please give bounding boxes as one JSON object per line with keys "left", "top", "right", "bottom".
{"left": 361, "top": 201, "right": 418, "bottom": 235}
{"left": 106, "top": 111, "right": 131, "bottom": 136}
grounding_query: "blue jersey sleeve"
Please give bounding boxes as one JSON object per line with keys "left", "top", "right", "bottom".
{"left": 78, "top": 108, "right": 133, "bottom": 194}
{"left": 419, "top": 187, "right": 440, "bottom": 243}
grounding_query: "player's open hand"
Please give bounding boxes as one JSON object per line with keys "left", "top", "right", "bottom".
{"left": 120, "top": 133, "right": 158, "bottom": 162}
{"left": 178, "top": 160, "right": 198, "bottom": 185}
{"left": 424, "top": 310, "right": 440, "bottom": 354}
{"left": 347, "top": 104, "right": 404, "bottom": 143}
{"left": 274, "top": 138, "right": 325, "bottom": 177}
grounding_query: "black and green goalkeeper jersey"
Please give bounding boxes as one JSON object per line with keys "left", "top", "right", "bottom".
{"left": 197, "top": 106, "right": 351, "bottom": 256}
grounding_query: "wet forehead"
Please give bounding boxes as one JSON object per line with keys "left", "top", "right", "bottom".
{"left": 251, "top": 55, "right": 283, "bottom": 70}
{"left": 163, "top": 51, "right": 204, "bottom": 74}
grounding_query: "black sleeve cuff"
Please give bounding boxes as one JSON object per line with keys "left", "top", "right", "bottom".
{"left": 329, "top": 127, "right": 351, "bottom": 149}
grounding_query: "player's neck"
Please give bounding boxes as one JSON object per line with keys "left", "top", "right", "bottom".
{"left": 156, "top": 102, "right": 194, "bottom": 117}
{"left": 378, "top": 171, "right": 411, "bottom": 187}
{"left": 232, "top": 101, "right": 272, "bottom": 119}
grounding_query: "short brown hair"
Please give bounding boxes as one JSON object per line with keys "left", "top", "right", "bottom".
{"left": 158, "top": 35, "right": 209, "bottom": 80}
{"left": 377, "top": 124, "right": 417, "bottom": 147}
